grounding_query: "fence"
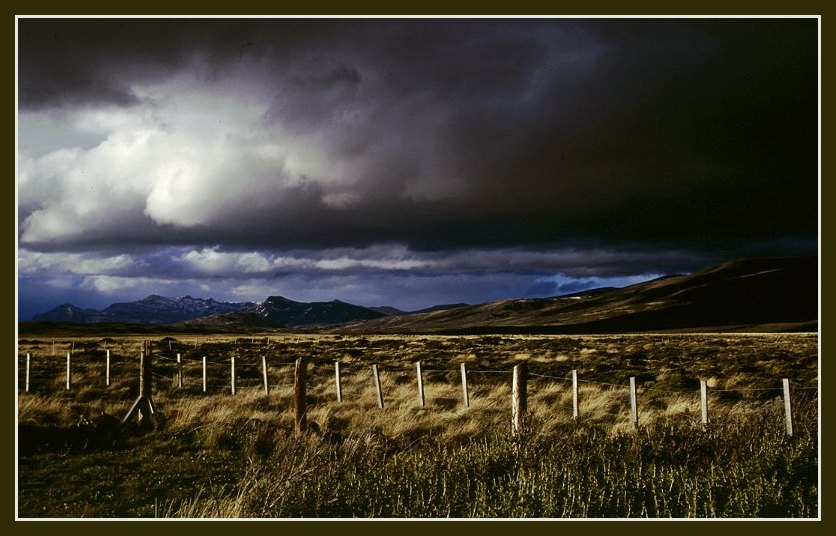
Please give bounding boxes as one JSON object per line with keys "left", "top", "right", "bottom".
{"left": 16, "top": 339, "right": 818, "bottom": 437}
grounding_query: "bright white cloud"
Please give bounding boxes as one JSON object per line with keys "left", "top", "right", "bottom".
{"left": 19, "top": 84, "right": 333, "bottom": 243}
{"left": 179, "top": 244, "right": 435, "bottom": 276}
{"left": 180, "top": 247, "right": 277, "bottom": 275}
{"left": 314, "top": 257, "right": 429, "bottom": 270}
{"left": 81, "top": 275, "right": 148, "bottom": 293}
{"left": 18, "top": 250, "right": 134, "bottom": 275}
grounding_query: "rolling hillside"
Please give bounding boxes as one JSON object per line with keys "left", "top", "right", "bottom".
{"left": 334, "top": 256, "right": 818, "bottom": 334}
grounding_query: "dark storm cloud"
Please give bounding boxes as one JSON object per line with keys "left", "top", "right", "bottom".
{"left": 17, "top": 18, "right": 324, "bottom": 109}
{"left": 18, "top": 18, "right": 817, "bottom": 260}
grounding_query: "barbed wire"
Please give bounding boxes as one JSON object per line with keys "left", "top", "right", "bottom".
{"left": 710, "top": 387, "right": 783, "bottom": 392}
{"left": 529, "top": 372, "right": 572, "bottom": 382}
{"left": 576, "top": 378, "right": 623, "bottom": 388}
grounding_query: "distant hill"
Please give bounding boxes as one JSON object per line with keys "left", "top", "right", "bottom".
{"left": 31, "top": 303, "right": 102, "bottom": 323}
{"left": 32, "top": 295, "right": 254, "bottom": 325}
{"left": 184, "top": 295, "right": 387, "bottom": 328}
{"left": 368, "top": 303, "right": 468, "bottom": 316}
{"left": 368, "top": 306, "right": 408, "bottom": 316}
{"left": 411, "top": 303, "right": 469, "bottom": 314}
{"left": 333, "top": 256, "right": 818, "bottom": 334}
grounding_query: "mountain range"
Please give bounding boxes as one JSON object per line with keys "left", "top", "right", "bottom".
{"left": 25, "top": 255, "right": 817, "bottom": 333}
{"left": 29, "top": 293, "right": 466, "bottom": 328}
{"left": 31, "top": 295, "right": 255, "bottom": 325}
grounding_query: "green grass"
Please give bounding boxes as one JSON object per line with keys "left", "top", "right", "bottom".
{"left": 16, "top": 333, "right": 819, "bottom": 518}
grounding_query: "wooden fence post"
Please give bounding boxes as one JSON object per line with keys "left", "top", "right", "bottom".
{"left": 512, "top": 363, "right": 528, "bottom": 434}
{"left": 106, "top": 350, "right": 111, "bottom": 387}
{"left": 122, "top": 340, "right": 156, "bottom": 424}
{"left": 138, "top": 350, "right": 145, "bottom": 396}
{"left": 372, "top": 364, "right": 384, "bottom": 408}
{"left": 783, "top": 378, "right": 793, "bottom": 437}
{"left": 416, "top": 361, "right": 425, "bottom": 407}
{"left": 629, "top": 377, "right": 638, "bottom": 427}
{"left": 140, "top": 341, "right": 154, "bottom": 419}
{"left": 262, "top": 356, "right": 270, "bottom": 396}
{"left": 202, "top": 356, "right": 207, "bottom": 393}
{"left": 25, "top": 353, "right": 30, "bottom": 392}
{"left": 230, "top": 356, "right": 236, "bottom": 395}
{"left": 334, "top": 361, "right": 342, "bottom": 402}
{"left": 177, "top": 353, "right": 183, "bottom": 388}
{"left": 52, "top": 340, "right": 55, "bottom": 355}
{"left": 700, "top": 380, "right": 708, "bottom": 425}
{"left": 66, "top": 352, "right": 72, "bottom": 390}
{"left": 141, "top": 346, "right": 149, "bottom": 398}
{"left": 572, "top": 369, "right": 579, "bottom": 420}
{"left": 294, "top": 357, "right": 308, "bottom": 435}
{"left": 461, "top": 363, "right": 470, "bottom": 408}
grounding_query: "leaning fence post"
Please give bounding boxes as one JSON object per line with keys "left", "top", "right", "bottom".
{"left": 629, "top": 377, "right": 638, "bottom": 427}
{"left": 262, "top": 356, "right": 270, "bottom": 396}
{"left": 202, "top": 356, "right": 207, "bottom": 393}
{"left": 512, "top": 363, "right": 528, "bottom": 434}
{"left": 334, "top": 361, "right": 342, "bottom": 402}
{"left": 230, "top": 356, "right": 236, "bottom": 395}
{"left": 66, "top": 352, "right": 72, "bottom": 390}
{"left": 372, "top": 364, "right": 384, "bottom": 408}
{"left": 415, "top": 361, "right": 425, "bottom": 407}
{"left": 783, "top": 378, "right": 793, "bottom": 437}
{"left": 572, "top": 369, "right": 579, "bottom": 420}
{"left": 177, "top": 353, "right": 183, "bottom": 388}
{"left": 294, "top": 357, "right": 308, "bottom": 435}
{"left": 25, "top": 353, "right": 30, "bottom": 392}
{"left": 460, "top": 363, "right": 470, "bottom": 408}
{"left": 700, "top": 380, "right": 708, "bottom": 425}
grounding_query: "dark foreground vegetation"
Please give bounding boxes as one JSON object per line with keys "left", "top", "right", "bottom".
{"left": 18, "top": 409, "right": 817, "bottom": 518}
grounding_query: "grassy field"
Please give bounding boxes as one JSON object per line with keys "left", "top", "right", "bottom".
{"left": 16, "top": 332, "right": 818, "bottom": 518}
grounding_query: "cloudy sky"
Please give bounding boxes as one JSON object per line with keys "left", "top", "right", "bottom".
{"left": 16, "top": 17, "right": 818, "bottom": 319}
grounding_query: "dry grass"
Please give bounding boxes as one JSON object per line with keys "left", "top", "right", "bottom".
{"left": 16, "top": 332, "right": 818, "bottom": 518}
{"left": 17, "top": 332, "right": 818, "bottom": 435}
